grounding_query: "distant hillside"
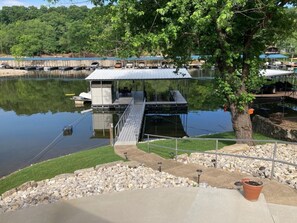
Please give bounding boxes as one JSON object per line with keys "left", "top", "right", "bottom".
{"left": 0, "top": 5, "right": 118, "bottom": 57}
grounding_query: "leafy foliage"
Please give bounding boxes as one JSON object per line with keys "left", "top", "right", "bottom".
{"left": 276, "top": 7, "right": 297, "bottom": 57}
{"left": 100, "top": 0, "right": 296, "bottom": 139}
{"left": 0, "top": 5, "right": 116, "bottom": 56}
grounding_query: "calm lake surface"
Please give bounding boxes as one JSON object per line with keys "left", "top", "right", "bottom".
{"left": 0, "top": 76, "right": 232, "bottom": 177}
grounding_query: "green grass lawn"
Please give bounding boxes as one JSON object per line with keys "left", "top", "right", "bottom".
{"left": 0, "top": 132, "right": 278, "bottom": 195}
{"left": 0, "top": 146, "right": 123, "bottom": 195}
{"left": 137, "top": 132, "right": 278, "bottom": 159}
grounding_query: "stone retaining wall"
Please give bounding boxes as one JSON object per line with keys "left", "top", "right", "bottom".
{"left": 252, "top": 115, "right": 297, "bottom": 141}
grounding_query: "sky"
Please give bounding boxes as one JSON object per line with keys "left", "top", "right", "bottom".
{"left": 0, "top": 0, "right": 94, "bottom": 8}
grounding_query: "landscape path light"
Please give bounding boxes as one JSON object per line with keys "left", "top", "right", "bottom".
{"left": 234, "top": 181, "right": 243, "bottom": 191}
{"left": 196, "top": 169, "right": 203, "bottom": 185}
{"left": 211, "top": 159, "right": 217, "bottom": 168}
{"left": 158, "top": 162, "right": 162, "bottom": 172}
{"left": 124, "top": 152, "right": 128, "bottom": 160}
{"left": 259, "top": 166, "right": 267, "bottom": 178}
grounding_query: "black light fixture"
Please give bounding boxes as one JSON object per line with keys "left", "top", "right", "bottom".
{"left": 234, "top": 181, "right": 242, "bottom": 191}
{"left": 196, "top": 169, "right": 203, "bottom": 185}
{"left": 259, "top": 166, "right": 266, "bottom": 178}
{"left": 259, "top": 166, "right": 266, "bottom": 172}
{"left": 211, "top": 159, "right": 217, "bottom": 168}
{"left": 124, "top": 152, "right": 128, "bottom": 160}
{"left": 158, "top": 162, "right": 162, "bottom": 172}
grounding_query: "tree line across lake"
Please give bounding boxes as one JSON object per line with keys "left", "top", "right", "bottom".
{"left": 0, "top": 5, "right": 297, "bottom": 57}
{"left": 0, "top": 5, "right": 119, "bottom": 57}
{"left": 1, "top": 5, "right": 296, "bottom": 59}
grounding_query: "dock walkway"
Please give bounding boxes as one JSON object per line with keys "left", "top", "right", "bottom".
{"left": 115, "top": 100, "right": 145, "bottom": 145}
{"left": 255, "top": 91, "right": 297, "bottom": 100}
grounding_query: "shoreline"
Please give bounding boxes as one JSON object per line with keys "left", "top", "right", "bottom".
{"left": 0, "top": 69, "right": 28, "bottom": 77}
{"left": 0, "top": 69, "right": 91, "bottom": 78}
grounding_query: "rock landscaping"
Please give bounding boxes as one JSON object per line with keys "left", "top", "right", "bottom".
{"left": 253, "top": 115, "right": 297, "bottom": 141}
{"left": 176, "top": 143, "right": 297, "bottom": 189}
{"left": 0, "top": 162, "right": 196, "bottom": 213}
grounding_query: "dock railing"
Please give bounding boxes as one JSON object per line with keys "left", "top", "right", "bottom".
{"left": 144, "top": 134, "right": 297, "bottom": 184}
{"left": 114, "top": 98, "right": 134, "bottom": 142}
{"left": 134, "top": 99, "right": 146, "bottom": 141}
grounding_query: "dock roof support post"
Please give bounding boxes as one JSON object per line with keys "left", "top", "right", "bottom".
{"left": 101, "top": 80, "right": 103, "bottom": 107}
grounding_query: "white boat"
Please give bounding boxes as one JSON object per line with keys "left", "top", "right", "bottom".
{"left": 72, "top": 91, "right": 91, "bottom": 102}
{"left": 78, "top": 92, "right": 91, "bottom": 100}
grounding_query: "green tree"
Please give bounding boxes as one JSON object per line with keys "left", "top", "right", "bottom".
{"left": 10, "top": 19, "right": 57, "bottom": 56}
{"left": 59, "top": 20, "right": 92, "bottom": 54}
{"left": 86, "top": 6, "right": 125, "bottom": 56}
{"left": 276, "top": 7, "right": 297, "bottom": 58}
{"left": 66, "top": 5, "right": 89, "bottom": 21}
{"left": 0, "top": 5, "right": 97, "bottom": 55}
{"left": 0, "top": 6, "right": 28, "bottom": 24}
{"left": 278, "top": 31, "right": 297, "bottom": 58}
{"left": 11, "top": 34, "right": 41, "bottom": 57}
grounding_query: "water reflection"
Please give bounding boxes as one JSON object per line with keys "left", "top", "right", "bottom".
{"left": 92, "top": 112, "right": 120, "bottom": 139}
{"left": 0, "top": 79, "right": 107, "bottom": 177}
{"left": 92, "top": 113, "right": 114, "bottom": 138}
{"left": 0, "top": 109, "right": 108, "bottom": 177}
{"left": 144, "top": 114, "right": 188, "bottom": 137}
{"left": 143, "top": 110, "right": 233, "bottom": 138}
{"left": 185, "top": 110, "right": 233, "bottom": 136}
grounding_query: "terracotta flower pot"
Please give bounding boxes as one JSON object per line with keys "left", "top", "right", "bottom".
{"left": 241, "top": 178, "right": 263, "bottom": 201}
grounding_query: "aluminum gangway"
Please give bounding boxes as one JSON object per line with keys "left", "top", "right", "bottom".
{"left": 114, "top": 97, "right": 146, "bottom": 146}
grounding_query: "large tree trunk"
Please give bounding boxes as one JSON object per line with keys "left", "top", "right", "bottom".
{"left": 229, "top": 103, "right": 253, "bottom": 144}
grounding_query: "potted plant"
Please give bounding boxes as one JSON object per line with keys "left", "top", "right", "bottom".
{"left": 241, "top": 178, "right": 263, "bottom": 201}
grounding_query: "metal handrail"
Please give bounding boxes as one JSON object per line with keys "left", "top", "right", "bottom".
{"left": 144, "top": 134, "right": 297, "bottom": 180}
{"left": 114, "top": 98, "right": 134, "bottom": 141}
{"left": 134, "top": 99, "right": 146, "bottom": 141}
{"left": 144, "top": 133, "right": 289, "bottom": 143}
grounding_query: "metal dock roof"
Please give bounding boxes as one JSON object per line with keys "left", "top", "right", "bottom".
{"left": 85, "top": 68, "right": 192, "bottom": 81}
{"left": 260, "top": 69, "right": 294, "bottom": 77}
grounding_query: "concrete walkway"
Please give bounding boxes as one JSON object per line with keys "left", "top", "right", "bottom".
{"left": 1, "top": 187, "right": 297, "bottom": 223}
{"left": 114, "top": 145, "right": 297, "bottom": 206}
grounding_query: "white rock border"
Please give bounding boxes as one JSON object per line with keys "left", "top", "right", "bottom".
{"left": 176, "top": 143, "right": 297, "bottom": 189}
{"left": 0, "top": 162, "right": 197, "bottom": 213}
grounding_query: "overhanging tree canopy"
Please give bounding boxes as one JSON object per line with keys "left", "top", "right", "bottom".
{"left": 49, "top": 0, "right": 297, "bottom": 141}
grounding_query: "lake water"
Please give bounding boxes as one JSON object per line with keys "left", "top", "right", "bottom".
{"left": 0, "top": 77, "right": 232, "bottom": 177}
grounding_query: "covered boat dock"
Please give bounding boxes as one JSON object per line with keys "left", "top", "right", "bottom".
{"left": 85, "top": 68, "right": 191, "bottom": 145}
{"left": 85, "top": 68, "right": 191, "bottom": 110}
